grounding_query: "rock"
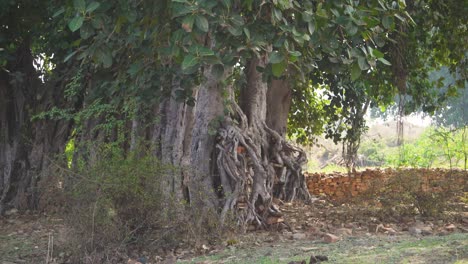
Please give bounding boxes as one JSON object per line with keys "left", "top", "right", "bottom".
{"left": 292, "top": 233, "right": 306, "bottom": 240}
{"left": 127, "top": 259, "right": 142, "bottom": 264}
{"left": 420, "top": 227, "right": 433, "bottom": 236}
{"left": 310, "top": 255, "right": 329, "bottom": 263}
{"left": 409, "top": 224, "right": 432, "bottom": 236}
{"left": 368, "top": 223, "right": 378, "bottom": 233}
{"left": 408, "top": 227, "right": 422, "bottom": 236}
{"left": 5, "top": 208, "right": 18, "bottom": 216}
{"left": 287, "top": 261, "right": 306, "bottom": 264}
{"left": 335, "top": 228, "right": 353, "bottom": 236}
{"left": 266, "top": 216, "right": 284, "bottom": 225}
{"left": 383, "top": 227, "right": 397, "bottom": 235}
{"left": 323, "top": 233, "right": 340, "bottom": 243}
{"left": 247, "top": 224, "right": 257, "bottom": 231}
{"left": 445, "top": 224, "right": 456, "bottom": 232}
{"left": 309, "top": 256, "right": 319, "bottom": 263}
{"left": 376, "top": 225, "right": 397, "bottom": 235}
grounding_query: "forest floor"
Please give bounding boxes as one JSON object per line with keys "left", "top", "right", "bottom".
{"left": 1, "top": 198, "right": 467, "bottom": 263}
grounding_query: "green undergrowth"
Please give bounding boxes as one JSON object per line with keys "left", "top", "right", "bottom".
{"left": 185, "top": 233, "right": 468, "bottom": 264}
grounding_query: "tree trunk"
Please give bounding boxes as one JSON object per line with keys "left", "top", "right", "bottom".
{"left": 266, "top": 79, "right": 292, "bottom": 137}
{"left": 150, "top": 68, "right": 225, "bottom": 211}
{"left": 215, "top": 58, "right": 310, "bottom": 228}
{"left": 188, "top": 66, "right": 225, "bottom": 211}
{"left": 0, "top": 44, "right": 71, "bottom": 214}
{"left": 156, "top": 79, "right": 196, "bottom": 202}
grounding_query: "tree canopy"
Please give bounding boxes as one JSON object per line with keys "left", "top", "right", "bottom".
{"left": 1, "top": 0, "right": 466, "bottom": 227}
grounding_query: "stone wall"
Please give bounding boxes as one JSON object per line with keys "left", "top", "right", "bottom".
{"left": 305, "top": 168, "right": 467, "bottom": 202}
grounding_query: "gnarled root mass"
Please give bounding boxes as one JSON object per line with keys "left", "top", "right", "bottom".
{"left": 215, "top": 103, "right": 310, "bottom": 229}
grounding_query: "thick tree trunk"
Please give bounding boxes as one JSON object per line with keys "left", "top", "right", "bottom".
{"left": 188, "top": 67, "right": 225, "bottom": 210}
{"left": 215, "top": 58, "right": 310, "bottom": 228}
{"left": 156, "top": 80, "right": 196, "bottom": 202}
{"left": 150, "top": 68, "right": 225, "bottom": 210}
{"left": 266, "top": 79, "right": 292, "bottom": 137}
{"left": 0, "top": 44, "right": 71, "bottom": 214}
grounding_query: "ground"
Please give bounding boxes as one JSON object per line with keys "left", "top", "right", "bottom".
{"left": 1, "top": 197, "right": 467, "bottom": 264}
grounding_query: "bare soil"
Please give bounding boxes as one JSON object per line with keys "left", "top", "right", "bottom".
{"left": 1, "top": 197, "right": 467, "bottom": 264}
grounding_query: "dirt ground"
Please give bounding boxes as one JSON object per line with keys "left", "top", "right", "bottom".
{"left": 1, "top": 198, "right": 467, "bottom": 264}
{"left": 185, "top": 199, "right": 468, "bottom": 264}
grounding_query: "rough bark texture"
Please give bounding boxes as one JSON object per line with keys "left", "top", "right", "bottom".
{"left": 149, "top": 68, "right": 224, "bottom": 210}
{"left": 215, "top": 58, "right": 310, "bottom": 228}
{"left": 0, "top": 44, "right": 71, "bottom": 214}
{"left": 156, "top": 80, "right": 196, "bottom": 201}
{"left": 266, "top": 79, "right": 292, "bottom": 137}
{"left": 188, "top": 67, "right": 225, "bottom": 210}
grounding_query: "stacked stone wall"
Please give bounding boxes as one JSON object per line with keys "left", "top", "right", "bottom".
{"left": 306, "top": 168, "right": 467, "bottom": 201}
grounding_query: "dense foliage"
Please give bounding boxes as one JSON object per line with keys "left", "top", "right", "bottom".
{"left": 1, "top": 0, "right": 466, "bottom": 229}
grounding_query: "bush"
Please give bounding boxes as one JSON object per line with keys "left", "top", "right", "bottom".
{"left": 61, "top": 143, "right": 233, "bottom": 263}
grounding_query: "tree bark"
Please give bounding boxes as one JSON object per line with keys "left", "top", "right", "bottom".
{"left": 188, "top": 66, "right": 225, "bottom": 210}
{"left": 266, "top": 79, "right": 292, "bottom": 137}
{"left": 156, "top": 79, "right": 196, "bottom": 202}
{"left": 0, "top": 44, "right": 71, "bottom": 214}
{"left": 215, "top": 57, "right": 310, "bottom": 228}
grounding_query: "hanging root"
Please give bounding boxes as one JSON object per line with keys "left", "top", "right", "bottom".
{"left": 215, "top": 103, "right": 311, "bottom": 229}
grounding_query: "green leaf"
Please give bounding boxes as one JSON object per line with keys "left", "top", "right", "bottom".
{"left": 182, "top": 15, "right": 195, "bottom": 32}
{"left": 351, "top": 63, "right": 361, "bottom": 81}
{"left": 358, "top": 56, "right": 369, "bottom": 70}
{"left": 195, "top": 15, "right": 209, "bottom": 32}
{"left": 189, "top": 45, "right": 214, "bottom": 57}
{"left": 371, "top": 49, "right": 384, "bottom": 59}
{"left": 243, "top": 27, "right": 250, "bottom": 39}
{"left": 363, "top": 16, "right": 380, "bottom": 27}
{"left": 97, "top": 49, "right": 112, "bottom": 68}
{"left": 273, "top": 8, "right": 282, "bottom": 21}
{"left": 272, "top": 61, "right": 287, "bottom": 77}
{"left": 80, "top": 24, "right": 94, "bottom": 39}
{"left": 86, "top": 2, "right": 100, "bottom": 13}
{"left": 345, "top": 23, "right": 358, "bottom": 36}
{"left": 52, "top": 7, "right": 65, "bottom": 18}
{"left": 336, "top": 16, "right": 349, "bottom": 25}
{"left": 230, "top": 14, "right": 244, "bottom": 26}
{"left": 202, "top": 55, "right": 220, "bottom": 64}
{"left": 127, "top": 62, "right": 142, "bottom": 77}
{"left": 91, "top": 15, "right": 104, "bottom": 29}
{"left": 289, "top": 50, "right": 301, "bottom": 57}
{"left": 269, "top": 51, "right": 284, "bottom": 64}
{"left": 64, "top": 50, "right": 79, "bottom": 62}
{"left": 227, "top": 25, "right": 242, "bottom": 36}
{"left": 68, "top": 16, "right": 84, "bottom": 32}
{"left": 101, "top": 53, "right": 112, "bottom": 68}
{"left": 73, "top": 0, "right": 86, "bottom": 12}
{"left": 221, "top": 0, "right": 231, "bottom": 8}
{"left": 302, "top": 11, "right": 313, "bottom": 22}
{"left": 382, "top": 16, "right": 394, "bottom": 29}
{"left": 308, "top": 21, "right": 315, "bottom": 35}
{"left": 394, "top": 13, "right": 405, "bottom": 22}
{"left": 378, "top": 57, "right": 391, "bottom": 65}
{"left": 172, "top": 4, "right": 196, "bottom": 18}
{"left": 182, "top": 54, "right": 199, "bottom": 70}
{"left": 211, "top": 64, "right": 224, "bottom": 80}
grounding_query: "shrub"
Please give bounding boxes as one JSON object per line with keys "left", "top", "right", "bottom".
{"left": 60, "top": 143, "right": 234, "bottom": 263}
